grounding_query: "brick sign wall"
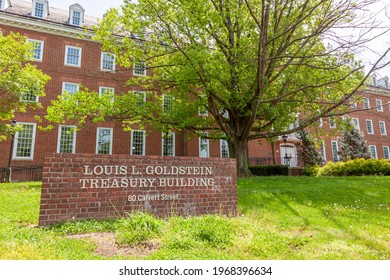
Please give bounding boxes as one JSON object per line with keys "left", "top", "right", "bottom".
{"left": 38, "top": 153, "right": 237, "bottom": 226}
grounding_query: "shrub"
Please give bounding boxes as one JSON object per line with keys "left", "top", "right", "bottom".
{"left": 317, "top": 158, "right": 390, "bottom": 176}
{"left": 301, "top": 165, "right": 320, "bottom": 176}
{"left": 249, "top": 165, "right": 288, "bottom": 176}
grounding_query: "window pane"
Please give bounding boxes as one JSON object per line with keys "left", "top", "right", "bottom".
{"left": 66, "top": 47, "right": 81, "bottom": 66}
{"left": 369, "top": 145, "right": 377, "bottom": 159}
{"left": 72, "top": 11, "right": 81, "bottom": 26}
{"left": 384, "top": 147, "right": 390, "bottom": 159}
{"left": 15, "top": 124, "right": 34, "bottom": 158}
{"left": 97, "top": 128, "right": 112, "bottom": 154}
{"left": 331, "top": 141, "right": 339, "bottom": 162}
{"left": 134, "top": 61, "right": 146, "bottom": 75}
{"left": 101, "top": 53, "right": 115, "bottom": 71}
{"left": 162, "top": 132, "right": 174, "bottom": 156}
{"left": 35, "top": 2, "right": 44, "bottom": 18}
{"left": 221, "top": 139, "right": 229, "bottom": 158}
{"left": 199, "top": 134, "right": 209, "bottom": 157}
{"left": 163, "top": 95, "right": 173, "bottom": 112}
{"left": 59, "top": 127, "right": 75, "bottom": 153}
{"left": 63, "top": 83, "right": 79, "bottom": 95}
{"left": 131, "top": 130, "right": 145, "bottom": 155}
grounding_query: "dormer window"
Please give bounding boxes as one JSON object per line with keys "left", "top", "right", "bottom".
{"left": 69, "top": 4, "right": 85, "bottom": 26}
{"left": 32, "top": 0, "right": 49, "bottom": 19}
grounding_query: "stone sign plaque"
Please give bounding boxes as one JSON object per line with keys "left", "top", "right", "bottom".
{"left": 38, "top": 153, "right": 237, "bottom": 226}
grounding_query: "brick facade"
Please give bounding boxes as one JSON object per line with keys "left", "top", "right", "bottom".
{"left": 39, "top": 153, "right": 237, "bottom": 226}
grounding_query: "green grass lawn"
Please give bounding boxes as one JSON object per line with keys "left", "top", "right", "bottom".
{"left": 0, "top": 177, "right": 389, "bottom": 260}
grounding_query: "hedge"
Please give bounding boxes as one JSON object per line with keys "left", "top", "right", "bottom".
{"left": 316, "top": 158, "right": 390, "bottom": 176}
{"left": 249, "top": 165, "right": 289, "bottom": 176}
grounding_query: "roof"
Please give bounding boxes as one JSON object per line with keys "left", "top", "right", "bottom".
{"left": 2, "top": 0, "right": 99, "bottom": 29}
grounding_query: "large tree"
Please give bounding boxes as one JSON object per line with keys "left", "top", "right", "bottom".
{"left": 45, "top": 0, "right": 389, "bottom": 176}
{"left": 338, "top": 120, "right": 371, "bottom": 161}
{"left": 0, "top": 32, "right": 50, "bottom": 140}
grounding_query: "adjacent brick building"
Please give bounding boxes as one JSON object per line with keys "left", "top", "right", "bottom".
{"left": 0, "top": 0, "right": 389, "bottom": 181}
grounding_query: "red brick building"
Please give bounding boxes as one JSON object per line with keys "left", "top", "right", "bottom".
{"left": 0, "top": 1, "right": 389, "bottom": 181}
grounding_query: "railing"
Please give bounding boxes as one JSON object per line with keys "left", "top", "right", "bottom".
{"left": 0, "top": 165, "right": 43, "bottom": 182}
{"left": 249, "top": 157, "right": 301, "bottom": 167}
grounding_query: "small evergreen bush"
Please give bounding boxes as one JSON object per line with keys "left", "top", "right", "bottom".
{"left": 249, "top": 165, "right": 288, "bottom": 176}
{"left": 317, "top": 158, "right": 390, "bottom": 176}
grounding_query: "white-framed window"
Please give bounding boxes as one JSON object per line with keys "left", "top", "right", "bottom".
{"left": 13, "top": 123, "right": 36, "bottom": 160}
{"left": 369, "top": 145, "right": 378, "bottom": 159}
{"left": 69, "top": 4, "right": 85, "bottom": 26}
{"left": 199, "top": 133, "right": 209, "bottom": 158}
{"left": 62, "top": 82, "right": 80, "bottom": 98}
{"left": 99, "top": 86, "right": 115, "bottom": 96}
{"left": 57, "top": 126, "right": 76, "bottom": 154}
{"left": 220, "top": 139, "right": 229, "bottom": 158}
{"left": 32, "top": 0, "right": 48, "bottom": 19}
{"left": 331, "top": 140, "right": 339, "bottom": 162}
{"left": 383, "top": 146, "right": 390, "bottom": 159}
{"left": 27, "top": 39, "right": 44, "bottom": 61}
{"left": 376, "top": 99, "right": 383, "bottom": 112}
{"left": 319, "top": 117, "right": 323, "bottom": 127}
{"left": 366, "top": 119, "right": 374, "bottom": 134}
{"left": 20, "top": 90, "right": 39, "bottom": 103}
{"left": 96, "top": 128, "right": 113, "bottom": 155}
{"left": 131, "top": 130, "right": 146, "bottom": 156}
{"left": 133, "top": 91, "right": 146, "bottom": 106}
{"left": 162, "top": 132, "right": 175, "bottom": 156}
{"left": 379, "top": 121, "right": 387, "bottom": 135}
{"left": 133, "top": 61, "right": 146, "bottom": 76}
{"left": 100, "top": 52, "right": 116, "bottom": 71}
{"left": 363, "top": 98, "right": 370, "bottom": 110}
{"left": 64, "top": 46, "right": 82, "bottom": 67}
{"left": 163, "top": 94, "right": 174, "bottom": 112}
{"left": 321, "top": 141, "right": 327, "bottom": 162}
{"left": 329, "top": 116, "right": 336, "bottom": 128}
{"left": 351, "top": 118, "right": 360, "bottom": 132}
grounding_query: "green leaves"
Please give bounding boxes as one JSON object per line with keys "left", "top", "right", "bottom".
{"left": 0, "top": 32, "right": 50, "bottom": 139}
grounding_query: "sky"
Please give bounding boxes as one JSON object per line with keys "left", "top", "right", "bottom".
{"left": 48, "top": 0, "right": 124, "bottom": 18}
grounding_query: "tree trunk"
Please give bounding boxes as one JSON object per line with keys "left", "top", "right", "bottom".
{"left": 230, "top": 138, "right": 252, "bottom": 178}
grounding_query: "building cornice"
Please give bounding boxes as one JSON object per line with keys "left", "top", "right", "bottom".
{"left": 363, "top": 85, "right": 390, "bottom": 98}
{"left": 0, "top": 11, "right": 95, "bottom": 41}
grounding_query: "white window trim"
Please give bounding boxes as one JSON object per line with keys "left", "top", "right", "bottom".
{"left": 363, "top": 98, "right": 370, "bottom": 110}
{"left": 57, "top": 125, "right": 77, "bottom": 154}
{"left": 366, "top": 119, "right": 374, "bottom": 135}
{"left": 352, "top": 118, "right": 360, "bottom": 132}
{"left": 96, "top": 127, "right": 113, "bottom": 155}
{"left": 12, "top": 122, "right": 37, "bottom": 160}
{"left": 321, "top": 141, "right": 327, "bottom": 162}
{"left": 331, "top": 140, "right": 339, "bottom": 162}
{"left": 62, "top": 82, "right": 80, "bottom": 95}
{"left": 199, "top": 133, "right": 210, "bottom": 158}
{"left": 329, "top": 116, "right": 336, "bottom": 129}
{"left": 100, "top": 52, "right": 116, "bottom": 71}
{"left": 69, "top": 6, "right": 85, "bottom": 26}
{"left": 162, "top": 132, "right": 175, "bottom": 156}
{"left": 220, "top": 139, "right": 229, "bottom": 158}
{"left": 376, "top": 99, "right": 383, "bottom": 112}
{"left": 383, "top": 146, "right": 390, "bottom": 159}
{"left": 32, "top": 0, "right": 48, "bottom": 19}
{"left": 318, "top": 117, "right": 323, "bottom": 127}
{"left": 379, "top": 121, "right": 387, "bottom": 136}
{"left": 133, "top": 61, "right": 147, "bottom": 76}
{"left": 99, "top": 86, "right": 115, "bottom": 96}
{"left": 27, "top": 39, "right": 44, "bottom": 62}
{"left": 64, "top": 45, "right": 82, "bottom": 67}
{"left": 20, "top": 90, "right": 39, "bottom": 103}
{"left": 131, "top": 130, "right": 146, "bottom": 156}
{"left": 133, "top": 91, "right": 146, "bottom": 106}
{"left": 369, "top": 145, "right": 378, "bottom": 159}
